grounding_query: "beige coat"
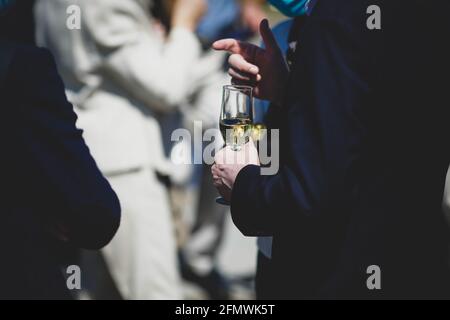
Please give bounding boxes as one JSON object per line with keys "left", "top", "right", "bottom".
{"left": 34, "top": 0, "right": 209, "bottom": 299}
{"left": 35, "top": 0, "right": 202, "bottom": 175}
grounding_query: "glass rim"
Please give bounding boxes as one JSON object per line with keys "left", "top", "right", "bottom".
{"left": 223, "top": 85, "right": 253, "bottom": 93}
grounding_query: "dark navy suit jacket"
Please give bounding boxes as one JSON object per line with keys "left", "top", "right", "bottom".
{"left": 231, "top": 0, "right": 450, "bottom": 299}
{"left": 0, "top": 42, "right": 121, "bottom": 299}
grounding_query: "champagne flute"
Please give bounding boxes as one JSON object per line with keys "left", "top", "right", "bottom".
{"left": 220, "top": 85, "right": 254, "bottom": 151}
{"left": 216, "top": 85, "right": 254, "bottom": 205}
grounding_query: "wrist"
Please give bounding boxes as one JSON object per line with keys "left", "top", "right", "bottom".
{"left": 172, "top": 17, "right": 196, "bottom": 32}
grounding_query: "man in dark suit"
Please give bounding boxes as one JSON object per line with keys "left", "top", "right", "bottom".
{"left": 213, "top": 0, "right": 450, "bottom": 299}
{"left": 0, "top": 2, "right": 121, "bottom": 299}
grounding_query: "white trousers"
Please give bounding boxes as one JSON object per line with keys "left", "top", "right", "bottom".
{"left": 102, "top": 168, "right": 181, "bottom": 300}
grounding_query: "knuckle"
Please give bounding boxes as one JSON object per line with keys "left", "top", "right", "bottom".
{"left": 228, "top": 53, "right": 239, "bottom": 64}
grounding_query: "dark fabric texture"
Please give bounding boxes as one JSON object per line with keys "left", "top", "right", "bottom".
{"left": 0, "top": 0, "right": 36, "bottom": 44}
{"left": 255, "top": 252, "right": 277, "bottom": 300}
{"left": 231, "top": 0, "right": 450, "bottom": 299}
{"left": 0, "top": 42, "right": 121, "bottom": 299}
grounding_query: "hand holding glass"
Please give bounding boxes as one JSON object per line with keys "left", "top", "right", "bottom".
{"left": 216, "top": 85, "right": 254, "bottom": 205}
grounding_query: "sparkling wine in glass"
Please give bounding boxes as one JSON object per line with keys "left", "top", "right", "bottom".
{"left": 219, "top": 85, "right": 254, "bottom": 151}
{"left": 216, "top": 85, "right": 254, "bottom": 205}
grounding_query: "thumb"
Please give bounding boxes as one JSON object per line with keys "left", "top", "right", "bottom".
{"left": 260, "top": 19, "right": 279, "bottom": 53}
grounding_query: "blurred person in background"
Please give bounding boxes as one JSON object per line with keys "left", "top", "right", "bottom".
{"left": 196, "top": 0, "right": 266, "bottom": 47}
{"left": 34, "top": 0, "right": 206, "bottom": 299}
{"left": 176, "top": 0, "right": 266, "bottom": 299}
{"left": 0, "top": 0, "right": 120, "bottom": 299}
{"left": 150, "top": 0, "right": 230, "bottom": 299}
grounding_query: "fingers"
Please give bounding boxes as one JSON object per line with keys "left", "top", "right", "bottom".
{"left": 260, "top": 19, "right": 279, "bottom": 53}
{"left": 213, "top": 177, "right": 222, "bottom": 188}
{"left": 212, "top": 38, "right": 244, "bottom": 55}
{"left": 211, "top": 164, "right": 220, "bottom": 176}
{"left": 227, "top": 54, "right": 262, "bottom": 84}
{"left": 231, "top": 78, "right": 257, "bottom": 89}
{"left": 228, "top": 68, "right": 252, "bottom": 81}
{"left": 211, "top": 165, "right": 225, "bottom": 189}
{"left": 228, "top": 68, "right": 261, "bottom": 82}
{"left": 214, "top": 148, "right": 224, "bottom": 165}
{"left": 213, "top": 38, "right": 263, "bottom": 62}
{"left": 228, "top": 54, "right": 259, "bottom": 75}
{"left": 212, "top": 163, "right": 225, "bottom": 176}
{"left": 214, "top": 146, "right": 232, "bottom": 165}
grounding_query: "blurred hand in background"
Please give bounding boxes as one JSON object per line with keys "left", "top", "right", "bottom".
{"left": 172, "top": 0, "right": 208, "bottom": 31}
{"left": 240, "top": 0, "right": 266, "bottom": 34}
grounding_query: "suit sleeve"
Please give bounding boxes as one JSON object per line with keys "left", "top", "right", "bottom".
{"left": 12, "top": 47, "right": 121, "bottom": 250}
{"left": 83, "top": 0, "right": 201, "bottom": 113}
{"left": 231, "top": 16, "right": 372, "bottom": 237}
